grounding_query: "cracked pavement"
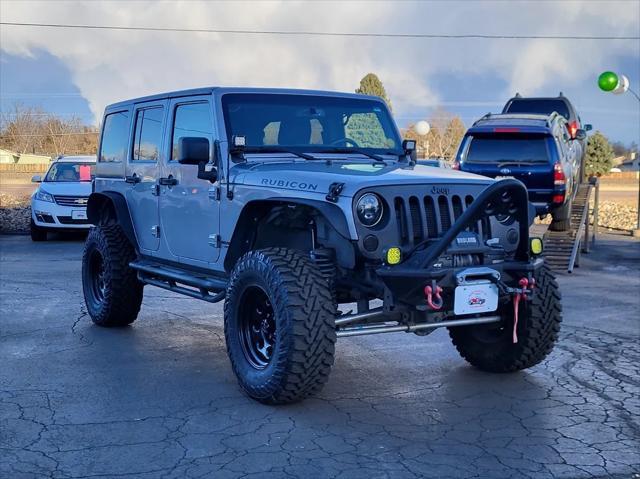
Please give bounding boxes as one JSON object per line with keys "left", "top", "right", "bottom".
{"left": 1, "top": 233, "right": 639, "bottom": 478}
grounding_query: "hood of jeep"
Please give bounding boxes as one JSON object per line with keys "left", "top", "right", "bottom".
{"left": 231, "top": 160, "right": 493, "bottom": 197}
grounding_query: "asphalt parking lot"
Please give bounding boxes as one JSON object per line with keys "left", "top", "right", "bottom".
{"left": 1, "top": 233, "right": 639, "bottom": 479}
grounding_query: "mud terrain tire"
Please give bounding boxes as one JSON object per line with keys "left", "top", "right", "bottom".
{"left": 224, "top": 248, "right": 336, "bottom": 404}
{"left": 82, "top": 225, "right": 143, "bottom": 327}
{"left": 549, "top": 198, "right": 572, "bottom": 232}
{"left": 449, "top": 265, "right": 562, "bottom": 372}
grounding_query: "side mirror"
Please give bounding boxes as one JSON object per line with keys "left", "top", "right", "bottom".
{"left": 31, "top": 175, "right": 42, "bottom": 183}
{"left": 197, "top": 161, "right": 218, "bottom": 183}
{"left": 178, "top": 137, "right": 210, "bottom": 165}
{"left": 197, "top": 140, "right": 218, "bottom": 183}
{"left": 575, "top": 129, "right": 587, "bottom": 141}
{"left": 584, "top": 124, "right": 592, "bottom": 132}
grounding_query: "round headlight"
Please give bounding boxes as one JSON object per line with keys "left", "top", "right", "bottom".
{"left": 356, "top": 193, "right": 383, "bottom": 227}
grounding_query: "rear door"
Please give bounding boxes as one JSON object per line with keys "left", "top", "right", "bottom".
{"left": 460, "top": 132, "right": 554, "bottom": 202}
{"left": 126, "top": 101, "right": 167, "bottom": 253}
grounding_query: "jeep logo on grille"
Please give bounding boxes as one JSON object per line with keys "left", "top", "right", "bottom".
{"left": 74, "top": 198, "right": 88, "bottom": 205}
{"left": 430, "top": 186, "right": 449, "bottom": 196}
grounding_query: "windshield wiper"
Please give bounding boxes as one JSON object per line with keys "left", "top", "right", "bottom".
{"left": 243, "top": 146, "right": 318, "bottom": 161}
{"left": 316, "top": 148, "right": 388, "bottom": 164}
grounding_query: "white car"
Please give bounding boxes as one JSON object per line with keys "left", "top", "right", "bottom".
{"left": 30, "top": 156, "right": 96, "bottom": 241}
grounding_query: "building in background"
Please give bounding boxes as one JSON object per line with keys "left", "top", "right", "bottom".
{"left": 0, "top": 148, "right": 51, "bottom": 164}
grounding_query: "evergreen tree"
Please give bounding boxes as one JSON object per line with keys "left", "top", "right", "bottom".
{"left": 585, "top": 131, "right": 614, "bottom": 177}
{"left": 355, "top": 73, "right": 392, "bottom": 111}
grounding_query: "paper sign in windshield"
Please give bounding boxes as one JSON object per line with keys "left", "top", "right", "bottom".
{"left": 79, "top": 165, "right": 92, "bottom": 181}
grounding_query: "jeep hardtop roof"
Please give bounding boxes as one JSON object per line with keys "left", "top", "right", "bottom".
{"left": 467, "top": 113, "right": 563, "bottom": 135}
{"left": 105, "top": 87, "right": 384, "bottom": 111}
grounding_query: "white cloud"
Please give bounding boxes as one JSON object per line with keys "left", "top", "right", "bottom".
{"left": 1, "top": 0, "right": 638, "bottom": 125}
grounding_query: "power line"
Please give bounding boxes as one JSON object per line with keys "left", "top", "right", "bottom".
{"left": 1, "top": 21, "right": 638, "bottom": 40}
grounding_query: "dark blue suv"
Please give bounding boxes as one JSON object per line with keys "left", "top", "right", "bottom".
{"left": 455, "top": 113, "right": 586, "bottom": 231}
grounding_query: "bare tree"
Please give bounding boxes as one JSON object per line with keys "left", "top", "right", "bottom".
{"left": 0, "top": 102, "right": 99, "bottom": 157}
{"left": 404, "top": 109, "right": 466, "bottom": 161}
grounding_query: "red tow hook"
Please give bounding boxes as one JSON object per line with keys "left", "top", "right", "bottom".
{"left": 424, "top": 281, "right": 444, "bottom": 310}
{"left": 512, "top": 277, "right": 535, "bottom": 344}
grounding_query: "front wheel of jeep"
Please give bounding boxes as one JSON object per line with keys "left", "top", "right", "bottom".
{"left": 82, "top": 224, "right": 143, "bottom": 327}
{"left": 448, "top": 265, "right": 562, "bottom": 372}
{"left": 224, "top": 247, "right": 336, "bottom": 404}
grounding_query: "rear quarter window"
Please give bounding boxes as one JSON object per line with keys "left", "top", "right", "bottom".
{"left": 99, "top": 111, "right": 130, "bottom": 162}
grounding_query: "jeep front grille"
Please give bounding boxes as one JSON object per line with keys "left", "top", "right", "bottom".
{"left": 392, "top": 194, "right": 490, "bottom": 247}
{"left": 53, "top": 195, "right": 89, "bottom": 207}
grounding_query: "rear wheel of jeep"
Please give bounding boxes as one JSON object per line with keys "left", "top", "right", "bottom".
{"left": 30, "top": 219, "right": 47, "bottom": 242}
{"left": 82, "top": 224, "right": 143, "bottom": 327}
{"left": 448, "top": 265, "right": 562, "bottom": 372}
{"left": 224, "top": 247, "right": 336, "bottom": 404}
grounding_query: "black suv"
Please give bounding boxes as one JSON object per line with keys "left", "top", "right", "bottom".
{"left": 456, "top": 113, "right": 585, "bottom": 231}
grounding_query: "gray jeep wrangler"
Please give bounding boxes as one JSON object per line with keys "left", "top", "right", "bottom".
{"left": 83, "top": 87, "right": 562, "bottom": 404}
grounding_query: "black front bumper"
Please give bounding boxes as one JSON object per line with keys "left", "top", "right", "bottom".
{"left": 374, "top": 179, "right": 539, "bottom": 307}
{"left": 376, "top": 258, "right": 544, "bottom": 307}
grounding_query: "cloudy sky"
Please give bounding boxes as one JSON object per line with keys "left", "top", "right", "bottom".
{"left": 1, "top": 0, "right": 639, "bottom": 143}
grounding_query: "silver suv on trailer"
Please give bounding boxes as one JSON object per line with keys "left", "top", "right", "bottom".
{"left": 83, "top": 87, "right": 562, "bottom": 404}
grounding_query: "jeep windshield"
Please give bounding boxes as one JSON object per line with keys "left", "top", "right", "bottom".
{"left": 221, "top": 93, "right": 402, "bottom": 159}
{"left": 464, "top": 133, "right": 551, "bottom": 164}
{"left": 44, "top": 162, "right": 95, "bottom": 182}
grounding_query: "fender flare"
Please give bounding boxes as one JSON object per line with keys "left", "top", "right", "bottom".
{"left": 86, "top": 191, "right": 138, "bottom": 249}
{"left": 264, "top": 197, "right": 351, "bottom": 239}
{"left": 224, "top": 198, "right": 354, "bottom": 272}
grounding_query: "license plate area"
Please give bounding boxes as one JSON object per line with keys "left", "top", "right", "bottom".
{"left": 454, "top": 281, "right": 499, "bottom": 315}
{"left": 71, "top": 210, "right": 87, "bottom": 220}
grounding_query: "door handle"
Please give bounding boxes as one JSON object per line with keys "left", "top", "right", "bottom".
{"left": 125, "top": 174, "right": 141, "bottom": 184}
{"left": 158, "top": 176, "right": 178, "bottom": 186}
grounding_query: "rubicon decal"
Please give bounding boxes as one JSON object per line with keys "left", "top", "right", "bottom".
{"left": 261, "top": 178, "right": 318, "bottom": 191}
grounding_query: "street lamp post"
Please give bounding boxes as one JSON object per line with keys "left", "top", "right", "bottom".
{"left": 598, "top": 71, "right": 640, "bottom": 238}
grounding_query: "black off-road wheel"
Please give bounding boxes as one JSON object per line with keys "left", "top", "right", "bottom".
{"left": 30, "top": 218, "right": 47, "bottom": 242}
{"left": 82, "top": 224, "right": 143, "bottom": 327}
{"left": 449, "top": 265, "right": 562, "bottom": 372}
{"left": 224, "top": 248, "right": 336, "bottom": 404}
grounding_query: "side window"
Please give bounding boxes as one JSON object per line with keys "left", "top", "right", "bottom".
{"left": 171, "top": 102, "right": 213, "bottom": 161}
{"left": 99, "top": 111, "right": 129, "bottom": 162}
{"left": 132, "top": 107, "right": 164, "bottom": 161}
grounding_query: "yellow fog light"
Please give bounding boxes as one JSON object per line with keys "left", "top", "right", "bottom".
{"left": 386, "top": 247, "right": 402, "bottom": 265}
{"left": 530, "top": 237, "right": 543, "bottom": 255}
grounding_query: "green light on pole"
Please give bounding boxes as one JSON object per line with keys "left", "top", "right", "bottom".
{"left": 598, "top": 71, "right": 619, "bottom": 92}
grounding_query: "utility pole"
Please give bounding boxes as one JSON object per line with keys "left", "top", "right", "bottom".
{"left": 598, "top": 71, "right": 640, "bottom": 238}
